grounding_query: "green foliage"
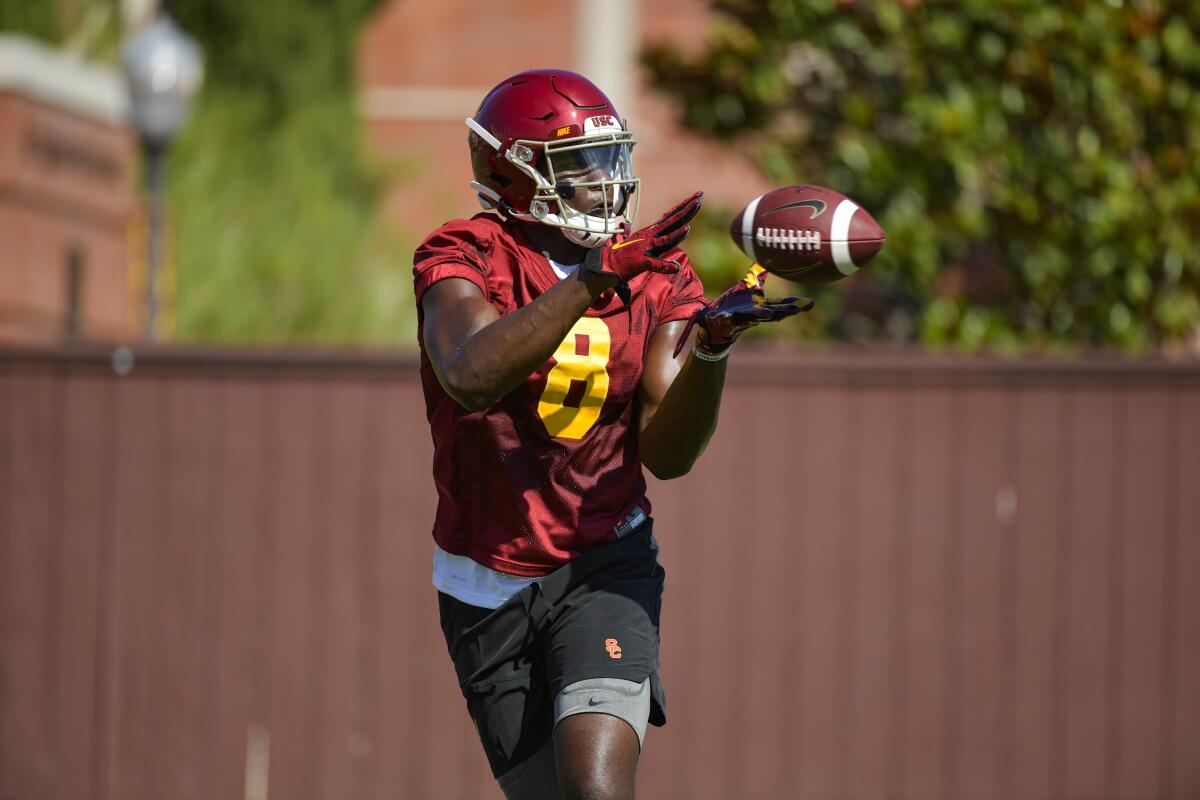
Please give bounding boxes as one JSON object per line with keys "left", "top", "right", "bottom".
{"left": 172, "top": 0, "right": 378, "bottom": 121}
{"left": 163, "top": 0, "right": 412, "bottom": 345}
{"left": 1, "top": 1, "right": 126, "bottom": 63}
{"left": 644, "top": 0, "right": 1200, "bottom": 349}
{"left": 0, "top": 0, "right": 60, "bottom": 41}
{"left": 169, "top": 97, "right": 409, "bottom": 343}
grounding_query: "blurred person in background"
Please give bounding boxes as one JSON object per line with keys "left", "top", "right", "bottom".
{"left": 413, "top": 69, "right": 808, "bottom": 799}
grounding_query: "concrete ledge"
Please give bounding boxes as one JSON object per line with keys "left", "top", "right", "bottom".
{"left": 0, "top": 34, "right": 129, "bottom": 125}
{"left": 360, "top": 85, "right": 487, "bottom": 121}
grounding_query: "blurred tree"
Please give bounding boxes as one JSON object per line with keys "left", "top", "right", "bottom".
{"left": 1, "top": 1, "right": 125, "bottom": 62}
{"left": 644, "top": 0, "right": 1200, "bottom": 350}
{"left": 0, "top": 0, "right": 60, "bottom": 41}
{"left": 165, "top": 0, "right": 412, "bottom": 345}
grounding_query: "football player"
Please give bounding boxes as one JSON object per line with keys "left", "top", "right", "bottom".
{"left": 414, "top": 69, "right": 810, "bottom": 799}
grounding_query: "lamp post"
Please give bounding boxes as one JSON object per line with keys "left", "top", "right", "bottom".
{"left": 121, "top": 2, "right": 202, "bottom": 341}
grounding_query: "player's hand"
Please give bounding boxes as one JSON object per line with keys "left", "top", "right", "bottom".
{"left": 674, "top": 264, "right": 814, "bottom": 357}
{"left": 583, "top": 192, "right": 703, "bottom": 283}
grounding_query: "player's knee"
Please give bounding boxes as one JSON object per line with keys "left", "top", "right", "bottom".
{"left": 557, "top": 767, "right": 634, "bottom": 800}
{"left": 554, "top": 710, "right": 640, "bottom": 800}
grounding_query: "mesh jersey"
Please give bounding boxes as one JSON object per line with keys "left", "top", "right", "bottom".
{"left": 413, "top": 213, "right": 706, "bottom": 577}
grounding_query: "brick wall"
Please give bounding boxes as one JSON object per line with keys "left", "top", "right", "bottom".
{"left": 0, "top": 45, "right": 135, "bottom": 343}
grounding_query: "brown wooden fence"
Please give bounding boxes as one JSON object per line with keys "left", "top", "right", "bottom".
{"left": 2, "top": 344, "right": 1199, "bottom": 799}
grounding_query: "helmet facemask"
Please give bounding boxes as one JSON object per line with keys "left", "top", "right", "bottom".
{"left": 516, "top": 131, "right": 639, "bottom": 249}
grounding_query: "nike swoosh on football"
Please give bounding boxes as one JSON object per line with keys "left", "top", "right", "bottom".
{"left": 760, "top": 199, "right": 828, "bottom": 219}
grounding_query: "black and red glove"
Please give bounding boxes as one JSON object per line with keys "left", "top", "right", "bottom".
{"left": 583, "top": 192, "right": 703, "bottom": 282}
{"left": 674, "top": 264, "right": 814, "bottom": 358}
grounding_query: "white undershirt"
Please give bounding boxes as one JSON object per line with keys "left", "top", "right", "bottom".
{"left": 432, "top": 547, "right": 543, "bottom": 609}
{"left": 431, "top": 256, "right": 584, "bottom": 609}
{"left": 547, "top": 258, "right": 581, "bottom": 279}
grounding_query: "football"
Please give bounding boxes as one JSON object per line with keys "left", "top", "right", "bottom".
{"left": 729, "top": 185, "right": 885, "bottom": 283}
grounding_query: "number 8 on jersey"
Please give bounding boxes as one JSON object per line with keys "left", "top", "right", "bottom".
{"left": 537, "top": 318, "right": 612, "bottom": 440}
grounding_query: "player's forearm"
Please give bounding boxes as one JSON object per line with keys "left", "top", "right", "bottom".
{"left": 638, "top": 355, "right": 727, "bottom": 480}
{"left": 442, "top": 270, "right": 617, "bottom": 411}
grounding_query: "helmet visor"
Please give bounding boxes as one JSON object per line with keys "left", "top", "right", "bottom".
{"left": 544, "top": 137, "right": 635, "bottom": 217}
{"left": 549, "top": 143, "right": 633, "bottom": 183}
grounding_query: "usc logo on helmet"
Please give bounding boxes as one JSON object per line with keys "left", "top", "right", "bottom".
{"left": 585, "top": 114, "right": 617, "bottom": 130}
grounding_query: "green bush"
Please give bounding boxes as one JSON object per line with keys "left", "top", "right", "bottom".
{"left": 644, "top": 0, "right": 1200, "bottom": 349}
{"left": 166, "top": 0, "right": 413, "bottom": 345}
{"left": 168, "top": 96, "right": 410, "bottom": 344}
{"left": 0, "top": 0, "right": 59, "bottom": 41}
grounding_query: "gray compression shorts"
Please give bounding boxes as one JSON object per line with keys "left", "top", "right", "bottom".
{"left": 554, "top": 676, "right": 652, "bottom": 746}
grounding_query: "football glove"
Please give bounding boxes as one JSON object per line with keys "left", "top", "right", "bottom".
{"left": 583, "top": 192, "right": 703, "bottom": 282}
{"left": 674, "top": 264, "right": 814, "bottom": 358}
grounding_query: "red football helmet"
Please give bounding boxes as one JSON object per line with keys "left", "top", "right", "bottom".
{"left": 466, "top": 69, "right": 639, "bottom": 248}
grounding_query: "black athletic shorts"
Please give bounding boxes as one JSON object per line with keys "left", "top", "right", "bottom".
{"left": 438, "top": 519, "right": 666, "bottom": 778}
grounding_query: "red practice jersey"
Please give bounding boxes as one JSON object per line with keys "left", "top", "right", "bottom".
{"left": 413, "top": 214, "right": 706, "bottom": 576}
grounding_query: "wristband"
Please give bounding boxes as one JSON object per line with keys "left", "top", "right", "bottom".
{"left": 691, "top": 343, "right": 731, "bottom": 362}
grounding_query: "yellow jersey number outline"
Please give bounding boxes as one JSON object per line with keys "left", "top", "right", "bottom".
{"left": 537, "top": 317, "right": 612, "bottom": 440}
